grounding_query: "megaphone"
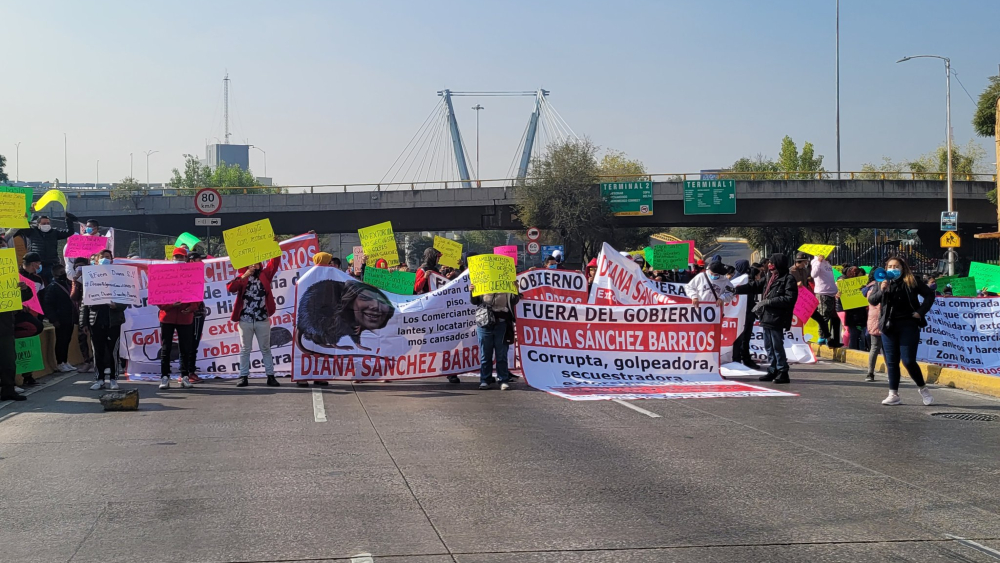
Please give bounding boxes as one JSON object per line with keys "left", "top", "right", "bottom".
{"left": 872, "top": 268, "right": 888, "bottom": 282}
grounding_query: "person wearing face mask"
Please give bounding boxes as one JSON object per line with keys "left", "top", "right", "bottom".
{"left": 685, "top": 261, "right": 735, "bottom": 308}
{"left": 226, "top": 241, "right": 283, "bottom": 388}
{"left": 69, "top": 257, "right": 94, "bottom": 372}
{"left": 155, "top": 247, "right": 199, "bottom": 390}
{"left": 80, "top": 250, "right": 128, "bottom": 390}
{"left": 866, "top": 257, "right": 936, "bottom": 406}
{"left": 13, "top": 253, "right": 46, "bottom": 387}
{"left": 42, "top": 264, "right": 78, "bottom": 373}
{"left": 8, "top": 213, "right": 79, "bottom": 285}
{"left": 735, "top": 254, "right": 798, "bottom": 384}
{"left": 469, "top": 284, "right": 521, "bottom": 390}
{"left": 810, "top": 253, "right": 843, "bottom": 349}
{"left": 83, "top": 219, "right": 101, "bottom": 236}
{"left": 730, "top": 260, "right": 760, "bottom": 370}
{"left": 0, "top": 236, "right": 35, "bottom": 401}
{"left": 413, "top": 247, "right": 441, "bottom": 295}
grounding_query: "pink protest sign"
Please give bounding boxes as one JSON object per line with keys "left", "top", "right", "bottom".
{"left": 146, "top": 262, "right": 206, "bottom": 306}
{"left": 494, "top": 245, "right": 518, "bottom": 263}
{"left": 793, "top": 286, "right": 818, "bottom": 323}
{"left": 20, "top": 275, "right": 42, "bottom": 314}
{"left": 63, "top": 234, "right": 109, "bottom": 259}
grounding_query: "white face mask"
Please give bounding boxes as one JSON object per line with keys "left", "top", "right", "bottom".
{"left": 39, "top": 224, "right": 52, "bottom": 233}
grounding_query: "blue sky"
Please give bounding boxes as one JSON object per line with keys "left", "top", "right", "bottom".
{"left": 3, "top": 0, "right": 997, "bottom": 186}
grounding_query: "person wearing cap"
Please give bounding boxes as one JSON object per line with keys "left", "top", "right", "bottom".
{"left": 155, "top": 246, "right": 199, "bottom": 390}
{"left": 184, "top": 251, "right": 209, "bottom": 383}
{"left": 8, "top": 212, "right": 80, "bottom": 285}
{"left": 15, "top": 252, "right": 46, "bottom": 387}
{"left": 81, "top": 249, "right": 129, "bottom": 390}
{"left": 735, "top": 253, "right": 798, "bottom": 384}
{"left": 585, "top": 258, "right": 598, "bottom": 289}
{"left": 313, "top": 252, "right": 333, "bottom": 266}
{"left": 685, "top": 261, "right": 735, "bottom": 307}
{"left": 811, "top": 253, "right": 842, "bottom": 348}
{"left": 227, "top": 238, "right": 283, "bottom": 388}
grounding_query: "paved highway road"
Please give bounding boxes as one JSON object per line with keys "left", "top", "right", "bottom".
{"left": 4, "top": 363, "right": 1000, "bottom": 562}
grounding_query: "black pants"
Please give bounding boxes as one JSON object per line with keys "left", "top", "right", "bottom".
{"left": 881, "top": 319, "right": 925, "bottom": 391}
{"left": 732, "top": 315, "right": 755, "bottom": 363}
{"left": 53, "top": 323, "right": 74, "bottom": 364}
{"left": 192, "top": 315, "right": 205, "bottom": 355}
{"left": 91, "top": 324, "right": 120, "bottom": 380}
{"left": 160, "top": 323, "right": 195, "bottom": 377}
{"left": 814, "top": 295, "right": 842, "bottom": 345}
{"left": 0, "top": 314, "right": 16, "bottom": 395}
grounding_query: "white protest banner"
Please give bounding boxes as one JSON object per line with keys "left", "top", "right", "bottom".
{"left": 118, "top": 234, "right": 318, "bottom": 380}
{"left": 293, "top": 268, "right": 513, "bottom": 381}
{"left": 516, "top": 300, "right": 794, "bottom": 400}
{"left": 516, "top": 269, "right": 588, "bottom": 303}
{"left": 82, "top": 265, "right": 141, "bottom": 306}
{"left": 918, "top": 296, "right": 1000, "bottom": 374}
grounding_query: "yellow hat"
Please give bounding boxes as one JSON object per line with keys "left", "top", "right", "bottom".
{"left": 313, "top": 252, "right": 333, "bottom": 266}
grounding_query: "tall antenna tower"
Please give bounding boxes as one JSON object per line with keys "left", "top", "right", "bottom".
{"left": 223, "top": 72, "right": 230, "bottom": 144}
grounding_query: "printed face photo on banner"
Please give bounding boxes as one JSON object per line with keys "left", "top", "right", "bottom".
{"left": 297, "top": 279, "right": 395, "bottom": 351}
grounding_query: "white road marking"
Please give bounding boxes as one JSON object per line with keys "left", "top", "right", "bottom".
{"left": 350, "top": 553, "right": 374, "bottom": 563}
{"left": 946, "top": 534, "right": 1000, "bottom": 559}
{"left": 312, "top": 389, "right": 327, "bottom": 423}
{"left": 613, "top": 399, "right": 662, "bottom": 418}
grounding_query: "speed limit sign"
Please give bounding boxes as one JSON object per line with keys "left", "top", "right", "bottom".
{"left": 195, "top": 188, "right": 222, "bottom": 216}
{"left": 527, "top": 241, "right": 540, "bottom": 255}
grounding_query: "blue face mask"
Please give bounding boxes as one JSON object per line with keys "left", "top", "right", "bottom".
{"left": 547, "top": 264, "right": 557, "bottom": 269}
{"left": 36, "top": 264, "right": 42, "bottom": 273}
{"left": 85, "top": 227, "right": 95, "bottom": 234}
{"left": 709, "top": 274, "right": 721, "bottom": 281}
{"left": 885, "top": 268, "right": 901, "bottom": 280}
{"left": 99, "top": 258, "right": 111, "bottom": 265}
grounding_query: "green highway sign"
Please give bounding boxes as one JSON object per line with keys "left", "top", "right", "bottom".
{"left": 684, "top": 180, "right": 736, "bottom": 215}
{"left": 600, "top": 181, "right": 653, "bottom": 216}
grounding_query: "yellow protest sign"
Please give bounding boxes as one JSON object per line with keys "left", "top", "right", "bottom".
{"left": 0, "top": 192, "right": 29, "bottom": 228}
{"left": 798, "top": 243, "right": 837, "bottom": 258}
{"left": 32, "top": 189, "right": 68, "bottom": 212}
{"left": 222, "top": 219, "right": 281, "bottom": 270}
{"left": 0, "top": 248, "right": 21, "bottom": 313}
{"left": 433, "top": 236, "right": 463, "bottom": 269}
{"left": 165, "top": 245, "right": 175, "bottom": 259}
{"left": 468, "top": 254, "right": 517, "bottom": 297}
{"left": 836, "top": 276, "right": 869, "bottom": 310}
{"left": 358, "top": 221, "right": 399, "bottom": 267}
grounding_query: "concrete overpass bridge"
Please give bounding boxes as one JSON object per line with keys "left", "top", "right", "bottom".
{"left": 63, "top": 180, "right": 997, "bottom": 237}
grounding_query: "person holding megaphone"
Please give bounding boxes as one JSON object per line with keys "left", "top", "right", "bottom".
{"left": 866, "top": 257, "right": 936, "bottom": 406}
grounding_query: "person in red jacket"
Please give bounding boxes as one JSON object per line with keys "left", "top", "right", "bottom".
{"left": 413, "top": 247, "right": 441, "bottom": 295}
{"left": 227, "top": 246, "right": 282, "bottom": 388}
{"left": 157, "top": 246, "right": 200, "bottom": 390}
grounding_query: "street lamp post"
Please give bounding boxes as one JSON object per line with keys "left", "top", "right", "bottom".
{"left": 472, "top": 104, "right": 484, "bottom": 184}
{"left": 144, "top": 150, "right": 159, "bottom": 189}
{"left": 250, "top": 145, "right": 266, "bottom": 177}
{"left": 96, "top": 160, "right": 99, "bottom": 188}
{"left": 14, "top": 142, "right": 20, "bottom": 183}
{"left": 130, "top": 152, "right": 133, "bottom": 179}
{"left": 835, "top": 0, "right": 841, "bottom": 180}
{"left": 64, "top": 133, "right": 67, "bottom": 188}
{"left": 897, "top": 54, "right": 953, "bottom": 275}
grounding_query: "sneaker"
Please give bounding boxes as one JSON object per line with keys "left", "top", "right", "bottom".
{"left": 21, "top": 375, "right": 37, "bottom": 387}
{"left": 758, "top": 371, "right": 777, "bottom": 382}
{"left": 865, "top": 374, "right": 876, "bottom": 382}
{"left": 186, "top": 374, "right": 202, "bottom": 384}
{"left": 158, "top": 376, "right": 170, "bottom": 390}
{"left": 266, "top": 375, "right": 280, "bottom": 387}
{"left": 236, "top": 376, "right": 249, "bottom": 387}
{"left": 918, "top": 386, "right": 934, "bottom": 406}
{"left": 80, "top": 362, "right": 94, "bottom": 373}
{"left": 817, "top": 338, "right": 828, "bottom": 346}
{"left": 103, "top": 368, "right": 111, "bottom": 376}
{"left": 501, "top": 382, "right": 511, "bottom": 391}
{"left": 14, "top": 386, "right": 23, "bottom": 394}
{"left": 296, "top": 381, "right": 309, "bottom": 387}
{"left": 478, "top": 382, "right": 489, "bottom": 390}
{"left": 313, "top": 380, "right": 329, "bottom": 387}
{"left": 179, "top": 376, "right": 193, "bottom": 389}
{"left": 90, "top": 380, "right": 105, "bottom": 391}
{"left": 109, "top": 380, "right": 119, "bottom": 391}
{"left": 882, "top": 391, "right": 901, "bottom": 406}
{"left": 447, "top": 375, "right": 461, "bottom": 384}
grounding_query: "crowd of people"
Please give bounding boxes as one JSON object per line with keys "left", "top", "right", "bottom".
{"left": 0, "top": 211, "right": 949, "bottom": 406}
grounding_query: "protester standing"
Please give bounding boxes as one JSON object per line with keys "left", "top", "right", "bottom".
{"left": 841, "top": 266, "right": 868, "bottom": 351}
{"left": 686, "top": 261, "right": 736, "bottom": 307}
{"left": 42, "top": 263, "right": 78, "bottom": 373}
{"left": 80, "top": 250, "right": 127, "bottom": 390}
{"left": 16, "top": 253, "right": 46, "bottom": 387}
{"left": 862, "top": 273, "right": 883, "bottom": 382}
{"left": 413, "top": 247, "right": 441, "bottom": 295}
{"left": 227, "top": 248, "right": 282, "bottom": 388}
{"left": 69, "top": 256, "right": 94, "bottom": 373}
{"left": 730, "top": 260, "right": 759, "bottom": 369}
{"left": 155, "top": 247, "right": 198, "bottom": 389}
{"left": 810, "top": 253, "right": 842, "bottom": 348}
{"left": 470, "top": 286, "right": 519, "bottom": 390}
{"left": 735, "top": 253, "right": 797, "bottom": 383}
{"left": 9, "top": 213, "right": 79, "bottom": 284}
{"left": 866, "top": 257, "right": 935, "bottom": 406}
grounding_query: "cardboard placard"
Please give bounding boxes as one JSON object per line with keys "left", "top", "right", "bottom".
{"left": 0, "top": 248, "right": 22, "bottom": 313}
{"left": 649, "top": 243, "right": 690, "bottom": 270}
{"left": 798, "top": 243, "right": 837, "bottom": 258}
{"left": 836, "top": 276, "right": 869, "bottom": 310}
{"left": 223, "top": 219, "right": 281, "bottom": 270}
{"left": 469, "top": 254, "right": 517, "bottom": 297}
{"left": 64, "top": 234, "right": 110, "bottom": 259}
{"left": 0, "top": 192, "right": 29, "bottom": 228}
{"left": 358, "top": 221, "right": 399, "bottom": 267}
{"left": 15, "top": 336, "right": 44, "bottom": 373}
{"left": 434, "top": 236, "right": 463, "bottom": 269}
{"left": 82, "top": 264, "right": 141, "bottom": 306}
{"left": 969, "top": 262, "right": 1000, "bottom": 293}
{"left": 363, "top": 267, "right": 416, "bottom": 295}
{"left": 493, "top": 245, "right": 518, "bottom": 263}
{"left": 147, "top": 262, "right": 207, "bottom": 305}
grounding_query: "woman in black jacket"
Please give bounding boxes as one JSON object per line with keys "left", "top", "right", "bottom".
{"left": 42, "top": 263, "right": 78, "bottom": 373}
{"left": 735, "top": 253, "right": 797, "bottom": 383}
{"left": 866, "top": 257, "right": 935, "bottom": 406}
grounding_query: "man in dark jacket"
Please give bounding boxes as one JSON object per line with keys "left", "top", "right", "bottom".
{"left": 10, "top": 213, "right": 79, "bottom": 284}
{"left": 730, "top": 260, "right": 760, "bottom": 369}
{"left": 735, "top": 253, "right": 798, "bottom": 383}
{"left": 42, "top": 263, "right": 78, "bottom": 373}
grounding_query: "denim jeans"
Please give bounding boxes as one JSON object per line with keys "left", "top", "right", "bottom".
{"left": 476, "top": 319, "right": 510, "bottom": 384}
{"left": 762, "top": 326, "right": 788, "bottom": 373}
{"left": 880, "top": 319, "right": 924, "bottom": 391}
{"left": 238, "top": 320, "right": 274, "bottom": 377}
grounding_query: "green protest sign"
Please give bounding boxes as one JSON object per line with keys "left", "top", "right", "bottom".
{"left": 363, "top": 267, "right": 415, "bottom": 295}
{"left": 968, "top": 262, "right": 1000, "bottom": 293}
{"left": 0, "top": 186, "right": 34, "bottom": 217}
{"left": 16, "top": 336, "right": 44, "bottom": 373}
{"left": 947, "top": 277, "right": 978, "bottom": 297}
{"left": 649, "top": 243, "right": 689, "bottom": 270}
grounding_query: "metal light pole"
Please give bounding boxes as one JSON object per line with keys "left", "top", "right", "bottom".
{"left": 835, "top": 0, "right": 841, "bottom": 180}
{"left": 96, "top": 160, "right": 99, "bottom": 188}
{"left": 14, "top": 142, "right": 20, "bottom": 183}
{"left": 250, "top": 145, "right": 266, "bottom": 177}
{"left": 472, "top": 104, "right": 484, "bottom": 183}
{"left": 144, "top": 150, "right": 159, "bottom": 189}
{"left": 897, "top": 54, "right": 953, "bottom": 275}
{"left": 130, "top": 152, "right": 133, "bottom": 179}
{"left": 63, "top": 133, "right": 67, "bottom": 188}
